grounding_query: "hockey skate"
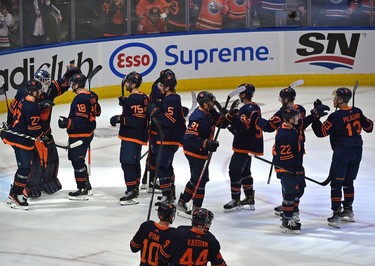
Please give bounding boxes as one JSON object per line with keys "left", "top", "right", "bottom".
{"left": 154, "top": 195, "right": 173, "bottom": 207}
{"left": 293, "top": 212, "right": 300, "bottom": 223}
{"left": 240, "top": 195, "right": 255, "bottom": 211}
{"left": 176, "top": 195, "right": 193, "bottom": 219}
{"left": 9, "top": 194, "right": 29, "bottom": 211}
{"left": 327, "top": 211, "right": 341, "bottom": 229}
{"left": 68, "top": 188, "right": 89, "bottom": 200}
{"left": 280, "top": 217, "right": 301, "bottom": 234}
{"left": 223, "top": 199, "right": 242, "bottom": 213}
{"left": 86, "top": 180, "right": 93, "bottom": 196}
{"left": 120, "top": 190, "right": 139, "bottom": 206}
{"left": 147, "top": 179, "right": 161, "bottom": 193}
{"left": 341, "top": 206, "right": 355, "bottom": 222}
{"left": 274, "top": 205, "right": 283, "bottom": 216}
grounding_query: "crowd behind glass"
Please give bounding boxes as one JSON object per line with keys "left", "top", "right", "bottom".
{"left": 0, "top": 0, "right": 374, "bottom": 52}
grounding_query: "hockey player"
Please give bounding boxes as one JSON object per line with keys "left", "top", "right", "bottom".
{"left": 257, "top": 86, "right": 311, "bottom": 217}
{"left": 223, "top": 83, "right": 263, "bottom": 212}
{"left": 146, "top": 69, "right": 186, "bottom": 205}
{"left": 6, "top": 66, "right": 81, "bottom": 197}
{"left": 58, "top": 73, "right": 101, "bottom": 200}
{"left": 130, "top": 201, "right": 176, "bottom": 266}
{"left": 177, "top": 91, "right": 223, "bottom": 216}
{"left": 311, "top": 87, "right": 373, "bottom": 229}
{"left": 110, "top": 71, "right": 149, "bottom": 205}
{"left": 158, "top": 208, "right": 227, "bottom": 265}
{"left": 3, "top": 79, "right": 44, "bottom": 210}
{"left": 273, "top": 107, "right": 306, "bottom": 234}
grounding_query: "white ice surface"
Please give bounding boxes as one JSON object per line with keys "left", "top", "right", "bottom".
{"left": 0, "top": 86, "right": 374, "bottom": 266}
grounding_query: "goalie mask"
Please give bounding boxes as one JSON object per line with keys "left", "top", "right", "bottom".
{"left": 34, "top": 69, "right": 51, "bottom": 94}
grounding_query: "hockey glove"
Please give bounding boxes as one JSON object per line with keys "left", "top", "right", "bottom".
{"left": 39, "top": 100, "right": 55, "bottom": 109}
{"left": 110, "top": 115, "right": 121, "bottom": 126}
{"left": 63, "top": 66, "right": 82, "bottom": 81}
{"left": 227, "top": 125, "right": 236, "bottom": 135}
{"left": 313, "top": 99, "right": 322, "bottom": 108}
{"left": 203, "top": 139, "right": 219, "bottom": 152}
{"left": 118, "top": 96, "right": 127, "bottom": 106}
{"left": 58, "top": 116, "right": 71, "bottom": 129}
{"left": 146, "top": 103, "right": 160, "bottom": 118}
{"left": 310, "top": 104, "right": 330, "bottom": 119}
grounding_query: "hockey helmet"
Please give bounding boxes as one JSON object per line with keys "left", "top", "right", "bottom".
{"left": 26, "top": 79, "right": 42, "bottom": 94}
{"left": 197, "top": 91, "right": 215, "bottom": 106}
{"left": 157, "top": 201, "right": 176, "bottom": 224}
{"left": 159, "top": 69, "right": 177, "bottom": 91}
{"left": 239, "top": 83, "right": 255, "bottom": 99}
{"left": 279, "top": 87, "right": 296, "bottom": 102}
{"left": 34, "top": 69, "right": 51, "bottom": 93}
{"left": 192, "top": 208, "right": 211, "bottom": 228}
{"left": 125, "top": 71, "right": 142, "bottom": 88}
{"left": 69, "top": 73, "right": 87, "bottom": 89}
{"left": 333, "top": 87, "right": 352, "bottom": 103}
{"left": 282, "top": 106, "right": 300, "bottom": 122}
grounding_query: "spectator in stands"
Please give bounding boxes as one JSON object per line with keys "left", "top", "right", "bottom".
{"left": 165, "top": 0, "right": 187, "bottom": 32}
{"left": 23, "top": 0, "right": 52, "bottom": 46}
{"left": 103, "top": 0, "right": 128, "bottom": 37}
{"left": 224, "top": 0, "right": 250, "bottom": 29}
{"left": 0, "top": 1, "right": 15, "bottom": 50}
{"left": 257, "top": 0, "right": 286, "bottom": 27}
{"left": 193, "top": 0, "right": 229, "bottom": 31}
{"left": 315, "top": 0, "right": 358, "bottom": 27}
{"left": 137, "top": 6, "right": 167, "bottom": 34}
{"left": 352, "top": 0, "right": 374, "bottom": 27}
{"left": 136, "top": 0, "right": 170, "bottom": 20}
{"left": 288, "top": 2, "right": 307, "bottom": 27}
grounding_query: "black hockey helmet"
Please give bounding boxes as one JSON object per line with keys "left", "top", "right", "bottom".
{"left": 157, "top": 201, "right": 176, "bottom": 224}
{"left": 282, "top": 106, "right": 300, "bottom": 121}
{"left": 125, "top": 71, "right": 142, "bottom": 88}
{"left": 192, "top": 208, "right": 211, "bottom": 228}
{"left": 159, "top": 69, "right": 177, "bottom": 91}
{"left": 334, "top": 87, "right": 352, "bottom": 103}
{"left": 26, "top": 79, "right": 42, "bottom": 94}
{"left": 239, "top": 83, "right": 255, "bottom": 99}
{"left": 279, "top": 87, "right": 296, "bottom": 102}
{"left": 197, "top": 91, "right": 215, "bottom": 106}
{"left": 70, "top": 73, "right": 87, "bottom": 88}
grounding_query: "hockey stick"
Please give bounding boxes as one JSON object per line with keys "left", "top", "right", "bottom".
{"left": 121, "top": 76, "right": 126, "bottom": 97}
{"left": 147, "top": 117, "right": 164, "bottom": 221}
{"left": 352, "top": 80, "right": 359, "bottom": 107}
{"left": 250, "top": 154, "right": 330, "bottom": 186}
{"left": 267, "top": 79, "right": 304, "bottom": 185}
{"left": 186, "top": 91, "right": 197, "bottom": 121}
{"left": 191, "top": 86, "right": 247, "bottom": 201}
{"left": 1, "top": 127, "right": 83, "bottom": 150}
{"left": 86, "top": 65, "right": 102, "bottom": 175}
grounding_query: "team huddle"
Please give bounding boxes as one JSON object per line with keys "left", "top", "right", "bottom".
{"left": 1, "top": 65, "right": 373, "bottom": 264}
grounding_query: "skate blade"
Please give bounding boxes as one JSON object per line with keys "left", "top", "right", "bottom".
{"left": 120, "top": 199, "right": 139, "bottom": 206}
{"left": 341, "top": 217, "right": 355, "bottom": 222}
{"left": 10, "top": 202, "right": 28, "bottom": 211}
{"left": 280, "top": 226, "right": 300, "bottom": 234}
{"left": 241, "top": 205, "right": 255, "bottom": 211}
{"left": 68, "top": 195, "right": 89, "bottom": 201}
{"left": 328, "top": 222, "right": 340, "bottom": 229}
{"left": 177, "top": 210, "right": 192, "bottom": 219}
{"left": 223, "top": 206, "right": 243, "bottom": 213}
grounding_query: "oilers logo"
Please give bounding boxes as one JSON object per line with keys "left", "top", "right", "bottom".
{"left": 295, "top": 32, "right": 360, "bottom": 70}
{"left": 207, "top": 0, "right": 221, "bottom": 15}
{"left": 109, "top": 42, "right": 157, "bottom": 78}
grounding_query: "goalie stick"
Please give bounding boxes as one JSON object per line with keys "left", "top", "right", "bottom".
{"left": 267, "top": 79, "right": 304, "bottom": 185}
{"left": 147, "top": 117, "right": 164, "bottom": 221}
{"left": 191, "top": 85, "right": 247, "bottom": 201}
{"left": 1, "top": 126, "right": 83, "bottom": 150}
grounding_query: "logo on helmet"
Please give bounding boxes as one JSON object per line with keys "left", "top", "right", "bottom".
{"left": 110, "top": 42, "right": 157, "bottom": 79}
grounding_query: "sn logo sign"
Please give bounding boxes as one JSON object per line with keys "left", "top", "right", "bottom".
{"left": 295, "top": 33, "right": 361, "bottom": 70}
